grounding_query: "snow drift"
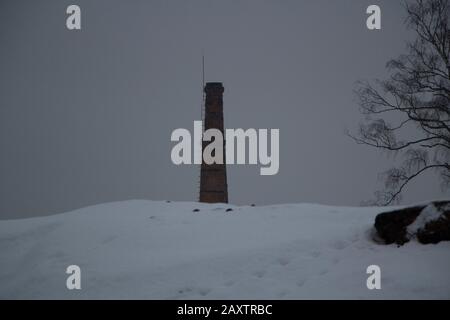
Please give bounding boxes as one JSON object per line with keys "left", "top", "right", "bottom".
{"left": 0, "top": 200, "right": 449, "bottom": 299}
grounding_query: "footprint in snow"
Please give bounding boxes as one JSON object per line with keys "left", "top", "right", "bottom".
{"left": 319, "top": 269, "right": 329, "bottom": 276}
{"left": 331, "top": 240, "right": 349, "bottom": 250}
{"left": 177, "top": 287, "right": 193, "bottom": 294}
{"left": 278, "top": 290, "right": 289, "bottom": 298}
{"left": 198, "top": 288, "right": 211, "bottom": 296}
{"left": 224, "top": 280, "right": 235, "bottom": 287}
{"left": 308, "top": 250, "right": 321, "bottom": 258}
{"left": 277, "top": 257, "right": 290, "bottom": 266}
{"left": 253, "top": 270, "right": 266, "bottom": 278}
{"left": 296, "top": 278, "right": 307, "bottom": 287}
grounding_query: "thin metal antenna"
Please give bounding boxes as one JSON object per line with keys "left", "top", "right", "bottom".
{"left": 201, "top": 53, "right": 205, "bottom": 123}
{"left": 199, "top": 53, "right": 206, "bottom": 201}
{"left": 202, "top": 54, "right": 205, "bottom": 92}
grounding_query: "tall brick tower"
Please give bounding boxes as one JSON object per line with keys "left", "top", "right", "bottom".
{"left": 199, "top": 82, "right": 228, "bottom": 203}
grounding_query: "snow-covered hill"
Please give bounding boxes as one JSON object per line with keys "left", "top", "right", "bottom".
{"left": 0, "top": 200, "right": 449, "bottom": 299}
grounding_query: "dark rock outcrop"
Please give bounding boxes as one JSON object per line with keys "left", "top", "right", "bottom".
{"left": 375, "top": 205, "right": 425, "bottom": 245}
{"left": 374, "top": 201, "right": 450, "bottom": 245}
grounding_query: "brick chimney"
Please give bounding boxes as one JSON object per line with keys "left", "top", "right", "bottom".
{"left": 199, "top": 82, "right": 228, "bottom": 203}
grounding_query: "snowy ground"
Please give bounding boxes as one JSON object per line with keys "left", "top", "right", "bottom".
{"left": 0, "top": 200, "right": 449, "bottom": 299}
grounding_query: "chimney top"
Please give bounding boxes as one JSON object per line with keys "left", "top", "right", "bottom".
{"left": 204, "top": 82, "right": 224, "bottom": 93}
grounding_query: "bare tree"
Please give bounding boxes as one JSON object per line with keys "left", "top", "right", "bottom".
{"left": 350, "top": 0, "right": 450, "bottom": 205}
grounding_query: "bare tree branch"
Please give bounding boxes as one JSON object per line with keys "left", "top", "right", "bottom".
{"left": 351, "top": 0, "right": 450, "bottom": 205}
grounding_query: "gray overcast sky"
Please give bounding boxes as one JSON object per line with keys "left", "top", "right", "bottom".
{"left": 1, "top": 0, "right": 448, "bottom": 219}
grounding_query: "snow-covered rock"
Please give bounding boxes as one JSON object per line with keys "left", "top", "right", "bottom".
{"left": 375, "top": 201, "right": 450, "bottom": 245}
{"left": 414, "top": 203, "right": 450, "bottom": 244}
{"left": 0, "top": 200, "right": 449, "bottom": 299}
